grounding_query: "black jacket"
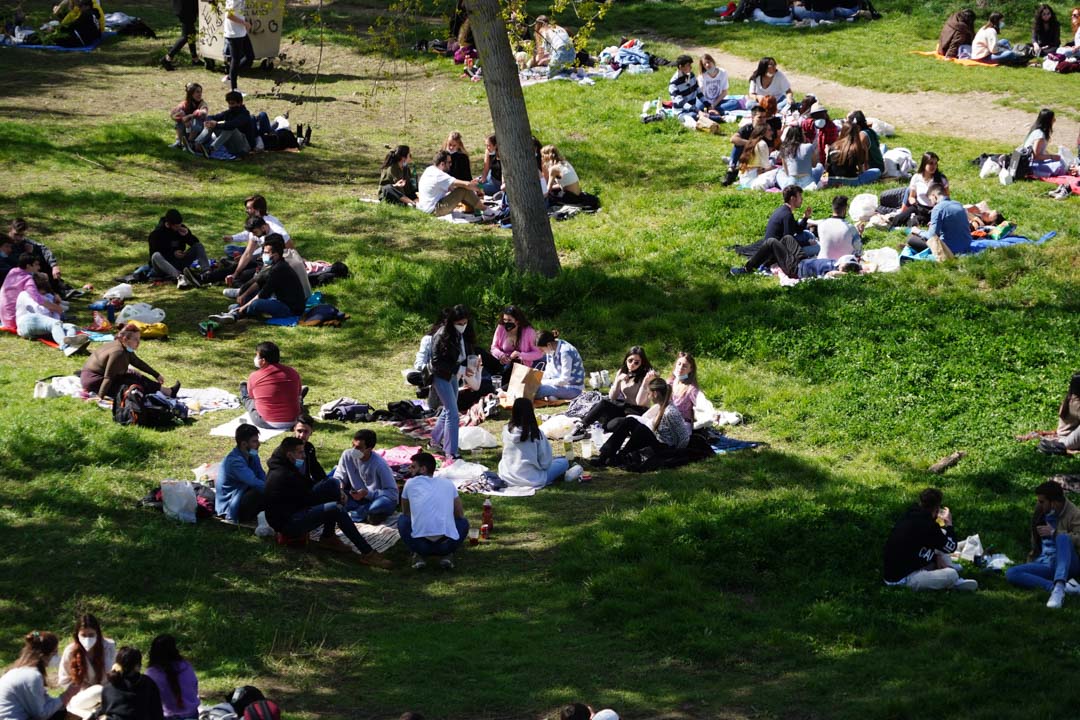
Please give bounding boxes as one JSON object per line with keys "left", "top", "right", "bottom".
{"left": 207, "top": 105, "right": 255, "bottom": 145}
{"left": 883, "top": 506, "right": 958, "bottom": 582}
{"left": 256, "top": 259, "right": 307, "bottom": 315}
{"left": 304, "top": 441, "right": 327, "bottom": 486}
{"left": 100, "top": 673, "right": 165, "bottom": 720}
{"left": 148, "top": 219, "right": 200, "bottom": 264}
{"left": 429, "top": 326, "right": 472, "bottom": 381}
{"left": 264, "top": 446, "right": 326, "bottom": 530}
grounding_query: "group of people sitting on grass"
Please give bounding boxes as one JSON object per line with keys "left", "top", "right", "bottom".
{"left": 169, "top": 86, "right": 313, "bottom": 159}
{"left": 378, "top": 131, "right": 592, "bottom": 216}
{"left": 718, "top": 0, "right": 877, "bottom": 26}
{"left": 884, "top": 481, "right": 1080, "bottom": 609}
{"left": 0, "top": 616, "right": 199, "bottom": 720}
{"left": 938, "top": 5, "right": 1080, "bottom": 63}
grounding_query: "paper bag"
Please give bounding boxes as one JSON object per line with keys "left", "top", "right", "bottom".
{"left": 506, "top": 363, "right": 543, "bottom": 402}
{"left": 925, "top": 235, "right": 955, "bottom": 261}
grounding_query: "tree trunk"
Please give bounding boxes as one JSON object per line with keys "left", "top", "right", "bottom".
{"left": 465, "top": 0, "right": 561, "bottom": 277}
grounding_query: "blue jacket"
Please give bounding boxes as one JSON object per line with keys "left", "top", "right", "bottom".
{"left": 216, "top": 447, "right": 266, "bottom": 521}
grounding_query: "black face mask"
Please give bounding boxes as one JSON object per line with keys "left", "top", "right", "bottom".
{"left": 503, "top": 321, "right": 516, "bottom": 331}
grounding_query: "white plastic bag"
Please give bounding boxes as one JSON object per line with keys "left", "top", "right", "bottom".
{"left": 161, "top": 479, "right": 197, "bottom": 523}
{"left": 999, "top": 168, "right": 1014, "bottom": 185}
{"left": 33, "top": 381, "right": 61, "bottom": 399}
{"left": 435, "top": 460, "right": 488, "bottom": 481}
{"left": 539, "top": 414, "right": 577, "bottom": 440}
{"left": 979, "top": 157, "right": 1002, "bottom": 178}
{"left": 957, "top": 534, "right": 984, "bottom": 562}
{"left": 458, "top": 426, "right": 498, "bottom": 451}
{"left": 103, "top": 283, "right": 134, "bottom": 300}
{"left": 849, "top": 193, "right": 879, "bottom": 222}
{"left": 1059, "top": 144, "right": 1076, "bottom": 167}
{"left": 117, "top": 303, "right": 166, "bottom": 324}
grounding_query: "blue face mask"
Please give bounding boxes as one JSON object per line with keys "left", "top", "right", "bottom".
{"left": 294, "top": 458, "right": 305, "bottom": 470}
{"left": 677, "top": 373, "right": 690, "bottom": 381}
{"left": 248, "top": 448, "right": 259, "bottom": 459}
{"left": 124, "top": 345, "right": 135, "bottom": 353}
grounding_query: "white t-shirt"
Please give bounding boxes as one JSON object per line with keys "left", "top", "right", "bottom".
{"left": 749, "top": 70, "right": 790, "bottom": 99}
{"left": 1023, "top": 129, "right": 1045, "bottom": 152}
{"left": 971, "top": 26, "right": 997, "bottom": 60}
{"left": 698, "top": 67, "right": 729, "bottom": 104}
{"left": 815, "top": 217, "right": 857, "bottom": 260}
{"left": 223, "top": 0, "right": 248, "bottom": 38}
{"left": 402, "top": 475, "right": 460, "bottom": 539}
{"left": 14, "top": 290, "right": 58, "bottom": 322}
{"left": 230, "top": 214, "right": 291, "bottom": 248}
{"left": 907, "top": 173, "right": 938, "bottom": 207}
{"left": 417, "top": 166, "right": 457, "bottom": 213}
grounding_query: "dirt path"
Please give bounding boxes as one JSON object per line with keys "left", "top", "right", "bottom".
{"left": 680, "top": 43, "right": 1080, "bottom": 148}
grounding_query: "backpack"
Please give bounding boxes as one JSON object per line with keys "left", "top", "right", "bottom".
{"left": 113, "top": 384, "right": 186, "bottom": 427}
{"left": 199, "top": 704, "right": 238, "bottom": 720}
{"left": 243, "top": 700, "right": 281, "bottom": 720}
{"left": 228, "top": 686, "right": 265, "bottom": 716}
{"left": 1006, "top": 147, "right": 1032, "bottom": 180}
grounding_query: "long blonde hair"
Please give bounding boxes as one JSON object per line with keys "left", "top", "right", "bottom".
{"left": 648, "top": 377, "right": 671, "bottom": 432}
{"left": 540, "top": 144, "right": 564, "bottom": 172}
{"left": 441, "top": 131, "right": 469, "bottom": 160}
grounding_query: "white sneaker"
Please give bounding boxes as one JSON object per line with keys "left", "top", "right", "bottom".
{"left": 1065, "top": 578, "right": 1080, "bottom": 595}
{"left": 255, "top": 136, "right": 265, "bottom": 152}
{"left": 177, "top": 276, "right": 190, "bottom": 289}
{"left": 221, "top": 74, "right": 230, "bottom": 84}
{"left": 411, "top": 553, "right": 427, "bottom": 570}
{"left": 1048, "top": 582, "right": 1066, "bottom": 608}
{"left": 953, "top": 578, "right": 978, "bottom": 592}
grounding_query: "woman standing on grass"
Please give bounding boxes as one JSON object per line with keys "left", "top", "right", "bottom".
{"left": 0, "top": 631, "right": 71, "bottom": 720}
{"left": 428, "top": 304, "right": 476, "bottom": 459}
{"left": 596, "top": 377, "right": 690, "bottom": 466}
{"left": 145, "top": 635, "right": 199, "bottom": 720}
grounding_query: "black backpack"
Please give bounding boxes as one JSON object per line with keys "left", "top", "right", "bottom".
{"left": 113, "top": 384, "right": 186, "bottom": 428}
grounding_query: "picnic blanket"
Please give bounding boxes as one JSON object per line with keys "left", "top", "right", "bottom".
{"left": 913, "top": 50, "right": 1001, "bottom": 67}
{"left": 209, "top": 413, "right": 289, "bottom": 440}
{"left": 1, "top": 325, "right": 59, "bottom": 348}
{"left": 313, "top": 514, "right": 401, "bottom": 554}
{"left": 176, "top": 387, "right": 239, "bottom": 415}
{"left": 1040, "top": 175, "right": 1080, "bottom": 195}
{"left": 519, "top": 65, "right": 623, "bottom": 88}
{"left": 1, "top": 30, "right": 116, "bottom": 52}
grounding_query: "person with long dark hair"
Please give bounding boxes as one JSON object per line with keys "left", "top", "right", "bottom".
{"left": 775, "top": 124, "right": 823, "bottom": 190}
{"left": 668, "top": 352, "right": 718, "bottom": 430}
{"left": 972, "top": 12, "right": 1026, "bottom": 65}
{"left": 846, "top": 110, "right": 884, "bottom": 172}
{"left": 489, "top": 305, "right": 543, "bottom": 380}
{"left": 595, "top": 377, "right": 690, "bottom": 467}
{"left": 379, "top": 145, "right": 418, "bottom": 206}
{"left": 571, "top": 346, "right": 657, "bottom": 438}
{"left": 58, "top": 614, "right": 117, "bottom": 695}
{"left": 747, "top": 57, "right": 792, "bottom": 107}
{"left": 99, "top": 647, "right": 164, "bottom": 720}
{"left": 880, "top": 151, "right": 948, "bottom": 228}
{"left": 498, "top": 398, "right": 569, "bottom": 487}
{"left": 1022, "top": 108, "right": 1068, "bottom": 177}
{"left": 825, "top": 122, "right": 881, "bottom": 187}
{"left": 1032, "top": 4, "right": 1061, "bottom": 56}
{"left": 0, "top": 631, "right": 70, "bottom": 720}
{"left": 170, "top": 83, "right": 208, "bottom": 150}
{"left": 428, "top": 304, "right": 476, "bottom": 459}
{"left": 145, "top": 635, "right": 199, "bottom": 720}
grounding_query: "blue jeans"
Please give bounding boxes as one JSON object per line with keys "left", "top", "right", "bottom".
{"left": 480, "top": 173, "right": 501, "bottom": 196}
{"left": 1005, "top": 534, "right": 1080, "bottom": 592}
{"left": 828, "top": 168, "right": 882, "bottom": 187}
{"left": 712, "top": 97, "right": 743, "bottom": 112}
{"left": 346, "top": 491, "right": 398, "bottom": 521}
{"left": 279, "top": 478, "right": 374, "bottom": 554}
{"left": 545, "top": 456, "right": 571, "bottom": 485}
{"left": 243, "top": 298, "right": 294, "bottom": 318}
{"left": 777, "top": 164, "right": 825, "bottom": 189}
{"left": 16, "top": 314, "right": 76, "bottom": 346}
{"left": 397, "top": 514, "right": 469, "bottom": 556}
{"left": 752, "top": 8, "right": 793, "bottom": 24}
{"left": 1030, "top": 159, "right": 1067, "bottom": 177}
{"left": 431, "top": 375, "right": 460, "bottom": 455}
{"left": 536, "top": 384, "right": 583, "bottom": 400}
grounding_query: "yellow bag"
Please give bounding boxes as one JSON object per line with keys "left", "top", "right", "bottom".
{"left": 128, "top": 320, "right": 169, "bottom": 339}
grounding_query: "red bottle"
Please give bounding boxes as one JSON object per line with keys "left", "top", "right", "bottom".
{"left": 482, "top": 498, "right": 493, "bottom": 533}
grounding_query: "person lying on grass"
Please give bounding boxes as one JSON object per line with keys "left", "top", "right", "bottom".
{"left": 905, "top": 184, "right": 973, "bottom": 257}
{"left": 883, "top": 487, "right": 977, "bottom": 592}
{"left": 264, "top": 436, "right": 393, "bottom": 568}
{"left": 594, "top": 377, "right": 689, "bottom": 467}
{"left": 1005, "top": 480, "right": 1080, "bottom": 609}
{"left": 399, "top": 452, "right": 469, "bottom": 570}
{"left": 730, "top": 236, "right": 864, "bottom": 279}
{"left": 80, "top": 323, "right": 181, "bottom": 400}
{"left": 1018, "top": 372, "right": 1080, "bottom": 455}
{"left": 15, "top": 272, "right": 88, "bottom": 355}
{"left": 209, "top": 235, "right": 305, "bottom": 323}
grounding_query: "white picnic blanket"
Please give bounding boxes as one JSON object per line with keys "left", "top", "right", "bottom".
{"left": 209, "top": 413, "right": 288, "bottom": 440}
{"left": 313, "top": 513, "right": 401, "bottom": 554}
{"left": 176, "top": 387, "right": 240, "bottom": 414}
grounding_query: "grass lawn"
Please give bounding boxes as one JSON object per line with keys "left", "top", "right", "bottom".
{"left": 1, "top": 1, "right": 1080, "bottom": 718}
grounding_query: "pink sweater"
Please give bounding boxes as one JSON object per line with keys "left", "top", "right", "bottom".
{"left": 489, "top": 325, "right": 544, "bottom": 364}
{"left": 0, "top": 268, "right": 42, "bottom": 329}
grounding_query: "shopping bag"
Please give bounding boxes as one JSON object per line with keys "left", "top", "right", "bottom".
{"left": 506, "top": 363, "right": 543, "bottom": 402}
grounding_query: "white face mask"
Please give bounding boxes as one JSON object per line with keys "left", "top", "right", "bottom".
{"left": 814, "top": 118, "right": 827, "bottom": 129}
{"left": 253, "top": 355, "right": 262, "bottom": 370}
{"left": 48, "top": 654, "right": 61, "bottom": 670}
{"left": 79, "top": 634, "right": 97, "bottom": 651}
{"left": 997, "top": 21, "right": 1004, "bottom": 29}
{"left": 454, "top": 322, "right": 468, "bottom": 334}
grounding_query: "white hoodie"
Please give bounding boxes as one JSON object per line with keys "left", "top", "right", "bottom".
{"left": 498, "top": 426, "right": 554, "bottom": 488}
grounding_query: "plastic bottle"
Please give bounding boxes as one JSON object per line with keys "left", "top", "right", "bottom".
{"left": 565, "top": 464, "right": 584, "bottom": 482}
{"left": 590, "top": 423, "right": 605, "bottom": 448}
{"left": 482, "top": 498, "right": 493, "bottom": 532}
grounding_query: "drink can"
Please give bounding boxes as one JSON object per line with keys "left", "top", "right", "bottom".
{"left": 480, "top": 524, "right": 490, "bottom": 540}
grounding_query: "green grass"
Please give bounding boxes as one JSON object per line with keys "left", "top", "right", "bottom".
{"left": 2, "top": 1, "right": 1080, "bottom": 718}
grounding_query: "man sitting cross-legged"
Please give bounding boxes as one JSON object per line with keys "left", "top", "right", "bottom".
{"left": 238, "top": 341, "right": 305, "bottom": 430}
{"left": 398, "top": 452, "right": 469, "bottom": 570}
{"left": 335, "top": 429, "right": 399, "bottom": 524}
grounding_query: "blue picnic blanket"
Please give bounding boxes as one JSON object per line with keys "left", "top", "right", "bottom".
{"left": 1, "top": 31, "right": 115, "bottom": 52}
{"left": 709, "top": 435, "right": 760, "bottom": 455}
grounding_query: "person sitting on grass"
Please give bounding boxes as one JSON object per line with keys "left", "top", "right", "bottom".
{"left": 737, "top": 123, "right": 777, "bottom": 189}
{"left": 765, "top": 185, "right": 816, "bottom": 249}
{"left": 15, "top": 272, "right": 88, "bottom": 356}
{"left": 0, "top": 630, "right": 72, "bottom": 720}
{"left": 264, "top": 437, "right": 394, "bottom": 567}
{"left": 98, "top": 647, "right": 164, "bottom": 720}
{"left": 1023, "top": 372, "right": 1080, "bottom": 455}
{"left": 335, "top": 429, "right": 399, "bottom": 524}
{"left": 215, "top": 422, "right": 266, "bottom": 523}
{"left": 58, "top": 614, "right": 117, "bottom": 697}
{"left": 847, "top": 110, "right": 884, "bottom": 174}
{"left": 80, "top": 324, "right": 181, "bottom": 400}
{"left": 1, "top": 254, "right": 52, "bottom": 329}
{"left": 883, "top": 487, "right": 977, "bottom": 592}
{"left": 399, "top": 452, "right": 469, "bottom": 570}
{"left": 293, "top": 415, "right": 327, "bottom": 486}
{"left": 536, "top": 329, "right": 584, "bottom": 401}
{"left": 972, "top": 13, "right": 1027, "bottom": 66}
{"left": 477, "top": 134, "right": 503, "bottom": 196}
{"left": 417, "top": 150, "right": 482, "bottom": 217}
{"left": 668, "top": 54, "right": 707, "bottom": 122}
{"left": 1005, "top": 481, "right": 1080, "bottom": 609}
{"left": 53, "top": 0, "right": 102, "bottom": 47}
{"left": 775, "top": 125, "right": 823, "bottom": 190}
{"left": 723, "top": 103, "right": 767, "bottom": 186}
{"left": 801, "top": 102, "right": 838, "bottom": 168}
{"left": 905, "top": 184, "right": 972, "bottom": 257}
{"left": 747, "top": 57, "right": 792, "bottom": 107}
{"left": 814, "top": 195, "right": 861, "bottom": 260}
{"left": 0, "top": 237, "right": 16, "bottom": 285}
{"left": 209, "top": 235, "right": 305, "bottom": 323}
{"left": 731, "top": 236, "right": 863, "bottom": 279}
{"left": 148, "top": 209, "right": 210, "bottom": 289}
{"left": 698, "top": 54, "right": 741, "bottom": 116}
{"left": 533, "top": 15, "right": 575, "bottom": 76}
{"left": 751, "top": 0, "right": 794, "bottom": 26}
{"left": 826, "top": 122, "right": 882, "bottom": 187}
{"left": 570, "top": 346, "right": 657, "bottom": 438}
{"left": 1021, "top": 108, "right": 1070, "bottom": 178}
{"left": 1032, "top": 4, "right": 1061, "bottom": 56}
{"left": 378, "top": 145, "right": 418, "bottom": 206}
{"left": 668, "top": 352, "right": 717, "bottom": 431}
{"left": 8, "top": 219, "right": 73, "bottom": 299}
{"left": 499, "top": 397, "right": 569, "bottom": 488}
{"left": 937, "top": 8, "right": 976, "bottom": 58}
{"left": 170, "top": 83, "right": 208, "bottom": 151}
{"left": 238, "top": 341, "right": 304, "bottom": 430}
{"left": 595, "top": 377, "right": 690, "bottom": 467}
{"left": 489, "top": 304, "right": 544, "bottom": 382}
{"left": 192, "top": 91, "right": 253, "bottom": 159}
{"left": 441, "top": 131, "right": 472, "bottom": 182}
{"left": 145, "top": 634, "right": 199, "bottom": 720}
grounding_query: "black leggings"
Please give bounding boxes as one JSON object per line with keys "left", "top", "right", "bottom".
{"left": 578, "top": 398, "right": 646, "bottom": 431}
{"left": 599, "top": 416, "right": 665, "bottom": 462}
{"left": 226, "top": 35, "right": 255, "bottom": 90}
{"left": 168, "top": 11, "right": 197, "bottom": 58}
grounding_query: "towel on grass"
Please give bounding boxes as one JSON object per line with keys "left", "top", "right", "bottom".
{"left": 913, "top": 50, "right": 1003, "bottom": 67}
{"left": 210, "top": 413, "right": 288, "bottom": 440}
{"left": 176, "top": 387, "right": 240, "bottom": 414}
{"left": 312, "top": 513, "right": 400, "bottom": 554}
{"left": 2, "top": 30, "right": 115, "bottom": 52}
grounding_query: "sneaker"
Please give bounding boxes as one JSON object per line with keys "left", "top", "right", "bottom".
{"left": 411, "top": 553, "right": 427, "bottom": 570}
{"left": 254, "top": 136, "right": 265, "bottom": 152}
{"left": 1048, "top": 582, "right": 1066, "bottom": 608}
{"left": 62, "top": 333, "right": 90, "bottom": 356}
{"left": 566, "top": 426, "right": 588, "bottom": 442}
{"left": 952, "top": 577, "right": 977, "bottom": 592}
{"left": 730, "top": 266, "right": 749, "bottom": 276}
{"left": 161, "top": 57, "right": 176, "bottom": 71}
{"left": 1066, "top": 578, "right": 1080, "bottom": 595}
{"left": 300, "top": 385, "right": 309, "bottom": 401}
{"left": 357, "top": 551, "right": 393, "bottom": 569}
{"left": 222, "top": 288, "right": 240, "bottom": 299}
{"left": 176, "top": 275, "right": 190, "bottom": 290}
{"left": 317, "top": 534, "right": 350, "bottom": 553}
{"left": 170, "top": 140, "right": 183, "bottom": 149}
{"left": 439, "top": 554, "right": 455, "bottom": 570}
{"left": 209, "top": 312, "right": 237, "bottom": 324}
{"left": 182, "top": 267, "right": 202, "bottom": 288}
{"left": 221, "top": 74, "right": 230, "bottom": 84}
